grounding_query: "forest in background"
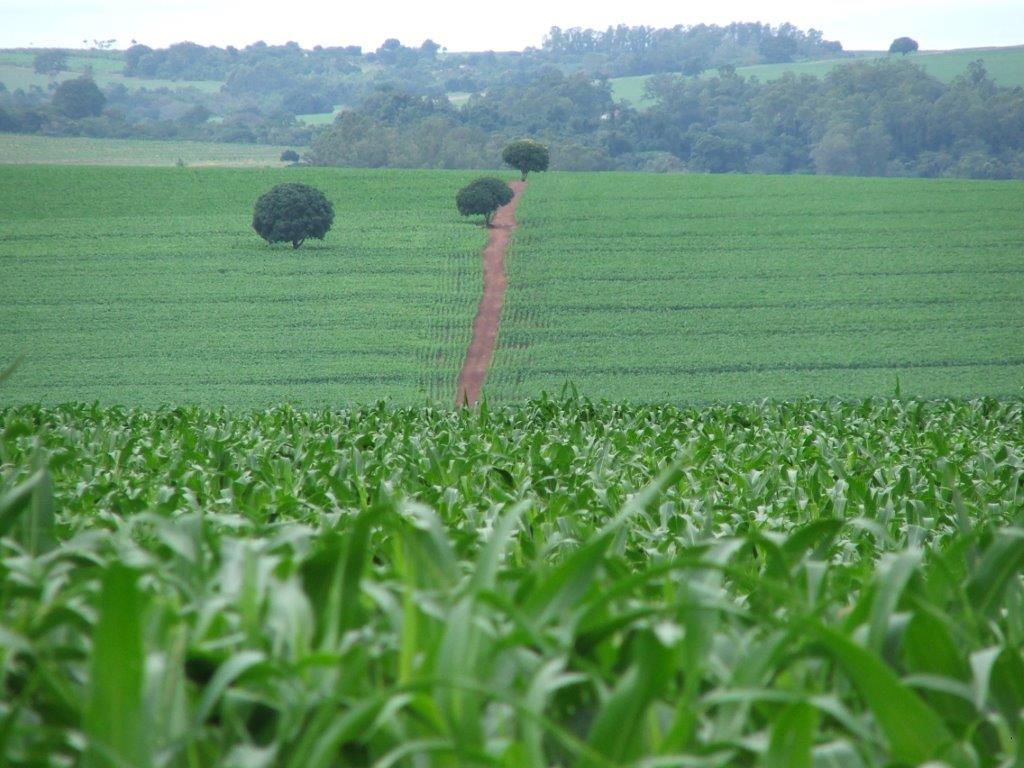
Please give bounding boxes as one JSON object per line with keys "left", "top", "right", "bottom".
{"left": 1, "top": 23, "right": 1022, "bottom": 178}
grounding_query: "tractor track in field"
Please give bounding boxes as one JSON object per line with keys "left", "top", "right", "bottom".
{"left": 456, "top": 180, "right": 525, "bottom": 407}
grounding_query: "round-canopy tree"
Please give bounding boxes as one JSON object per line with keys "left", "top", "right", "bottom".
{"left": 52, "top": 78, "right": 105, "bottom": 119}
{"left": 252, "top": 183, "right": 334, "bottom": 249}
{"left": 456, "top": 177, "right": 514, "bottom": 227}
{"left": 34, "top": 50, "right": 68, "bottom": 76}
{"left": 501, "top": 139, "right": 550, "bottom": 180}
{"left": 889, "top": 37, "right": 919, "bottom": 55}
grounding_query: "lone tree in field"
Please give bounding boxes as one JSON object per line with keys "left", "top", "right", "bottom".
{"left": 889, "top": 37, "right": 919, "bottom": 55}
{"left": 280, "top": 149, "right": 300, "bottom": 163}
{"left": 456, "top": 177, "right": 514, "bottom": 227}
{"left": 52, "top": 77, "right": 105, "bottom": 119}
{"left": 252, "top": 183, "right": 334, "bottom": 249}
{"left": 501, "top": 139, "right": 550, "bottom": 180}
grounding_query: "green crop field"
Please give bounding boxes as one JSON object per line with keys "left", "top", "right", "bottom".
{"left": 3, "top": 167, "right": 1023, "bottom": 407}
{"left": 2, "top": 394, "right": 1022, "bottom": 766}
{"left": 297, "top": 107, "right": 346, "bottom": 125}
{"left": 611, "top": 45, "right": 1024, "bottom": 107}
{"left": 0, "top": 49, "right": 223, "bottom": 93}
{"left": 0, "top": 134, "right": 294, "bottom": 166}
{"left": 490, "top": 172, "right": 1024, "bottom": 402}
{"left": 0, "top": 166, "right": 494, "bottom": 406}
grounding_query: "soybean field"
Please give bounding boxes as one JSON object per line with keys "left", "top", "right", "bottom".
{"left": 491, "top": 172, "right": 1024, "bottom": 402}
{"left": 2, "top": 395, "right": 1023, "bottom": 766}
{"left": 0, "top": 166, "right": 491, "bottom": 406}
{"left": 4, "top": 167, "right": 1023, "bottom": 407}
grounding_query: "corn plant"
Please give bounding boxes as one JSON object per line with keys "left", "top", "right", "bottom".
{"left": 1, "top": 394, "right": 1022, "bottom": 766}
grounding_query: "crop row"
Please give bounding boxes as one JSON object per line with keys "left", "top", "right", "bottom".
{"left": 493, "top": 172, "right": 1024, "bottom": 402}
{"left": 1, "top": 395, "right": 1022, "bottom": 766}
{"left": 0, "top": 166, "right": 490, "bottom": 406}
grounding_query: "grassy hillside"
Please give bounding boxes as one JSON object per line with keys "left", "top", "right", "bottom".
{"left": 491, "top": 172, "right": 1024, "bottom": 402}
{"left": 0, "top": 134, "right": 294, "bottom": 166}
{"left": 3, "top": 396, "right": 1022, "bottom": 766}
{"left": 0, "top": 166, "right": 493, "bottom": 406}
{"left": 612, "top": 45, "right": 1024, "bottom": 107}
{"left": 0, "top": 49, "right": 222, "bottom": 92}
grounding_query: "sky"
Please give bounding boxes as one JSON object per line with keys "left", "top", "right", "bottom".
{"left": 2, "top": 0, "right": 1022, "bottom": 52}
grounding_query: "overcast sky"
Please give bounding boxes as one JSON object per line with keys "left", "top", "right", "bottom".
{"left": 3, "top": 0, "right": 1022, "bottom": 52}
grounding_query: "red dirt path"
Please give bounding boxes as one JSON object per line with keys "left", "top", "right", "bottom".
{"left": 455, "top": 180, "right": 526, "bottom": 406}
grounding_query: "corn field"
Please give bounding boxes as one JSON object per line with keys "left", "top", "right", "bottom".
{"left": 2, "top": 392, "right": 1022, "bottom": 767}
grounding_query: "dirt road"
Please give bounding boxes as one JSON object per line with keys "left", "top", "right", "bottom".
{"left": 455, "top": 180, "right": 525, "bottom": 406}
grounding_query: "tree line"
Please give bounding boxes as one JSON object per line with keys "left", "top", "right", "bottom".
{"left": 308, "top": 59, "right": 1024, "bottom": 179}
{"left": 0, "top": 23, "right": 848, "bottom": 149}
{"left": 1, "top": 29, "right": 1021, "bottom": 179}
{"left": 541, "top": 23, "right": 843, "bottom": 76}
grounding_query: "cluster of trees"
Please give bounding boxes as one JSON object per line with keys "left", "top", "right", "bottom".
{"left": 122, "top": 39, "right": 448, "bottom": 83}
{"left": 116, "top": 26, "right": 844, "bottom": 103}
{"left": 636, "top": 58, "right": 1024, "bottom": 178}
{"left": 0, "top": 23, "right": 848, "bottom": 151}
{"left": 308, "top": 58, "right": 1024, "bottom": 179}
{"left": 0, "top": 74, "right": 314, "bottom": 145}
{"left": 254, "top": 141, "right": 542, "bottom": 251}
{"left": 541, "top": 23, "right": 843, "bottom": 76}
{"left": 122, "top": 39, "right": 452, "bottom": 106}
{"left": 2, "top": 28, "right": 1021, "bottom": 180}
{"left": 307, "top": 69, "right": 614, "bottom": 169}
{"left": 33, "top": 50, "right": 69, "bottom": 76}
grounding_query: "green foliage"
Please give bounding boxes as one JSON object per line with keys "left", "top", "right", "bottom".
{"left": 280, "top": 149, "right": 300, "bottom": 163}
{"left": 32, "top": 49, "right": 67, "bottom": 76}
{"left": 491, "top": 171, "right": 1024, "bottom": 402}
{"left": 455, "top": 176, "right": 513, "bottom": 225}
{"left": 252, "top": 182, "right": 334, "bottom": 248}
{"left": 0, "top": 395, "right": 1022, "bottom": 766}
{"left": 302, "top": 56, "right": 1024, "bottom": 178}
{"left": 5, "top": 40, "right": 1023, "bottom": 179}
{"left": 612, "top": 45, "right": 1024, "bottom": 107}
{"left": 0, "top": 47, "right": 223, "bottom": 94}
{"left": 0, "top": 166, "right": 487, "bottom": 406}
{"left": 84, "top": 565, "right": 148, "bottom": 768}
{"left": 502, "top": 139, "right": 550, "bottom": 180}
{"left": 543, "top": 22, "right": 841, "bottom": 74}
{"left": 51, "top": 77, "right": 105, "bottom": 119}
{"left": 890, "top": 37, "right": 920, "bottom": 55}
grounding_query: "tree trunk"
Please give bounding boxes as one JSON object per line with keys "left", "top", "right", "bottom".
{"left": 292, "top": 238, "right": 304, "bottom": 249}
